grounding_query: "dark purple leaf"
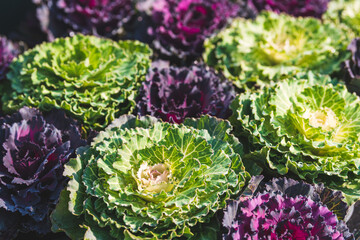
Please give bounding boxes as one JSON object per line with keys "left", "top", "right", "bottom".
{"left": 343, "top": 38, "right": 360, "bottom": 95}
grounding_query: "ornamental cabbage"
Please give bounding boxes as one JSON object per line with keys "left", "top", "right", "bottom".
{"left": 2, "top": 34, "right": 152, "bottom": 131}
{"left": 0, "top": 107, "right": 85, "bottom": 239}
{"left": 147, "top": 0, "right": 249, "bottom": 64}
{"left": 343, "top": 38, "right": 360, "bottom": 95}
{"left": 34, "top": 0, "right": 135, "bottom": 39}
{"left": 223, "top": 177, "right": 354, "bottom": 239}
{"left": 0, "top": 37, "right": 21, "bottom": 81}
{"left": 204, "top": 12, "right": 351, "bottom": 88}
{"left": 230, "top": 73, "right": 360, "bottom": 203}
{"left": 326, "top": 0, "right": 360, "bottom": 36}
{"left": 135, "top": 65, "right": 235, "bottom": 124}
{"left": 51, "top": 115, "right": 249, "bottom": 240}
{"left": 247, "top": 0, "right": 330, "bottom": 18}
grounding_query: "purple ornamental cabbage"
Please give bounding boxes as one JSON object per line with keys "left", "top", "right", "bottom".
{"left": 135, "top": 65, "right": 235, "bottom": 124}
{"left": 56, "top": 0, "right": 135, "bottom": 37}
{"left": 0, "top": 37, "right": 21, "bottom": 81}
{"left": 148, "top": 0, "right": 248, "bottom": 63}
{"left": 247, "top": 0, "right": 330, "bottom": 18}
{"left": 223, "top": 177, "right": 354, "bottom": 240}
{"left": 0, "top": 107, "right": 85, "bottom": 239}
{"left": 34, "top": 0, "right": 135, "bottom": 39}
{"left": 344, "top": 38, "right": 360, "bottom": 95}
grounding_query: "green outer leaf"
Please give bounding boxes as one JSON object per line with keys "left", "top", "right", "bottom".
{"left": 230, "top": 74, "right": 360, "bottom": 204}
{"left": 204, "top": 11, "right": 352, "bottom": 89}
{"left": 51, "top": 115, "right": 250, "bottom": 239}
{"left": 51, "top": 190, "right": 86, "bottom": 240}
{"left": 1, "top": 34, "right": 152, "bottom": 131}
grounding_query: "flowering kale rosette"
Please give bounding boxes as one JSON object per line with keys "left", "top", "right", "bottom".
{"left": 247, "top": 0, "right": 330, "bottom": 18}
{"left": 204, "top": 12, "right": 351, "bottom": 88}
{"left": 326, "top": 0, "right": 360, "bottom": 36}
{"left": 51, "top": 115, "right": 249, "bottom": 239}
{"left": 0, "top": 107, "right": 85, "bottom": 239}
{"left": 34, "top": 0, "right": 135, "bottom": 39}
{"left": 0, "top": 37, "right": 21, "bottom": 81}
{"left": 343, "top": 38, "right": 360, "bottom": 95}
{"left": 230, "top": 73, "right": 360, "bottom": 203}
{"left": 223, "top": 177, "right": 354, "bottom": 239}
{"left": 2, "top": 34, "right": 152, "bottom": 131}
{"left": 147, "top": 0, "right": 244, "bottom": 63}
{"left": 135, "top": 65, "right": 235, "bottom": 124}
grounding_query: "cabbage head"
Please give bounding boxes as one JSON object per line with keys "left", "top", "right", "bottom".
{"left": 135, "top": 64, "right": 235, "bottom": 124}
{"left": 223, "top": 176, "right": 355, "bottom": 239}
{"left": 230, "top": 73, "right": 360, "bottom": 203}
{"left": 2, "top": 34, "right": 152, "bottom": 131}
{"left": 51, "top": 115, "right": 249, "bottom": 239}
{"left": 326, "top": 0, "right": 360, "bottom": 36}
{"left": 0, "top": 107, "right": 86, "bottom": 239}
{"left": 204, "top": 12, "right": 351, "bottom": 89}
{"left": 34, "top": 0, "right": 136, "bottom": 40}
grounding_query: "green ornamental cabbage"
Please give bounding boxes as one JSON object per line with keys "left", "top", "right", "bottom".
{"left": 51, "top": 115, "right": 249, "bottom": 239}
{"left": 1, "top": 34, "right": 152, "bottom": 131}
{"left": 204, "top": 12, "right": 351, "bottom": 89}
{"left": 230, "top": 73, "right": 360, "bottom": 203}
{"left": 326, "top": 0, "right": 360, "bottom": 36}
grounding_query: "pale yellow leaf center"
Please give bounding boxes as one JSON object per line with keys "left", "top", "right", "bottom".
{"left": 304, "top": 108, "right": 338, "bottom": 131}
{"left": 137, "top": 162, "right": 173, "bottom": 193}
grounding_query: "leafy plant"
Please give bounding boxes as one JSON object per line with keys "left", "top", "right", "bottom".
{"left": 223, "top": 176, "right": 354, "bottom": 239}
{"left": 33, "top": 0, "right": 135, "bottom": 39}
{"left": 2, "top": 34, "right": 152, "bottom": 131}
{"left": 326, "top": 0, "right": 360, "bottom": 36}
{"left": 51, "top": 115, "right": 249, "bottom": 239}
{"left": 0, "top": 107, "right": 85, "bottom": 239}
{"left": 146, "top": 0, "right": 248, "bottom": 64}
{"left": 204, "top": 12, "right": 351, "bottom": 89}
{"left": 230, "top": 73, "right": 360, "bottom": 203}
{"left": 135, "top": 64, "right": 235, "bottom": 123}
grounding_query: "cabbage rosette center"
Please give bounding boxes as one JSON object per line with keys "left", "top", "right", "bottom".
{"left": 51, "top": 115, "right": 249, "bottom": 239}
